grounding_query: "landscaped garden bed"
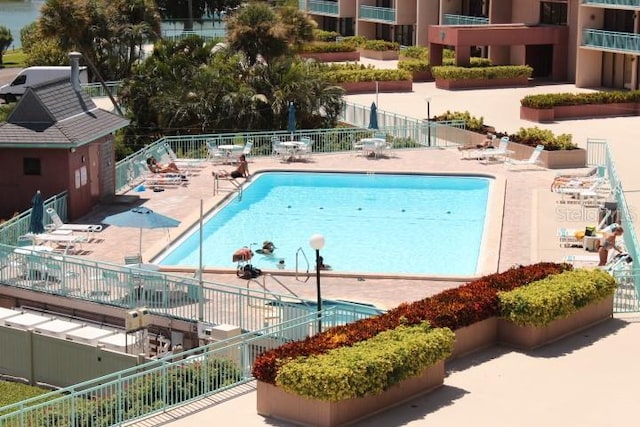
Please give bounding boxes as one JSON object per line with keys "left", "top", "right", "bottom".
{"left": 520, "top": 91, "right": 640, "bottom": 122}
{"left": 253, "top": 263, "right": 574, "bottom": 426}
{"left": 323, "top": 64, "right": 412, "bottom": 94}
{"left": 432, "top": 65, "right": 532, "bottom": 90}
{"left": 357, "top": 40, "right": 400, "bottom": 61}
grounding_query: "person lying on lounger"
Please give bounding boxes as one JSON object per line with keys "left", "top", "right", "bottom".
{"left": 212, "top": 154, "right": 249, "bottom": 179}
{"left": 147, "top": 156, "right": 182, "bottom": 174}
{"left": 458, "top": 133, "right": 494, "bottom": 151}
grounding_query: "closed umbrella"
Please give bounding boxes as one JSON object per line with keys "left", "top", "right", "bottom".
{"left": 287, "top": 102, "right": 296, "bottom": 140}
{"left": 29, "top": 190, "right": 45, "bottom": 234}
{"left": 103, "top": 207, "right": 180, "bottom": 259}
{"left": 368, "top": 102, "right": 379, "bottom": 130}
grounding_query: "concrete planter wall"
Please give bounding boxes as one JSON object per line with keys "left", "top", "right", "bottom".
{"left": 298, "top": 51, "right": 360, "bottom": 62}
{"left": 411, "top": 70, "right": 433, "bottom": 82}
{"left": 521, "top": 102, "right": 640, "bottom": 123}
{"left": 256, "top": 361, "right": 444, "bottom": 427}
{"left": 507, "top": 141, "right": 586, "bottom": 169}
{"left": 497, "top": 295, "right": 613, "bottom": 351}
{"left": 435, "top": 76, "right": 529, "bottom": 90}
{"left": 358, "top": 48, "right": 399, "bottom": 60}
{"left": 448, "top": 317, "right": 498, "bottom": 360}
{"left": 340, "top": 80, "right": 413, "bottom": 94}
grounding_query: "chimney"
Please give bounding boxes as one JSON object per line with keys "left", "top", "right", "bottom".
{"left": 69, "top": 51, "right": 82, "bottom": 92}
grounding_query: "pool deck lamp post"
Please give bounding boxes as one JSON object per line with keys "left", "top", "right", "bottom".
{"left": 309, "top": 234, "right": 325, "bottom": 333}
{"left": 425, "top": 96, "right": 432, "bottom": 146}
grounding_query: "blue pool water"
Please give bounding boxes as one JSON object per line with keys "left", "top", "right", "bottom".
{"left": 155, "top": 172, "right": 491, "bottom": 275}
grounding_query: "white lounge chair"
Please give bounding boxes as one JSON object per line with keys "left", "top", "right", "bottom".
{"left": 31, "top": 233, "right": 88, "bottom": 255}
{"left": 505, "top": 144, "right": 544, "bottom": 170}
{"left": 46, "top": 208, "right": 102, "bottom": 234}
{"left": 554, "top": 177, "right": 608, "bottom": 203}
{"left": 464, "top": 137, "right": 511, "bottom": 163}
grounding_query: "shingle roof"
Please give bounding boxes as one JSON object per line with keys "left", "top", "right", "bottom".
{"left": 0, "top": 77, "right": 129, "bottom": 147}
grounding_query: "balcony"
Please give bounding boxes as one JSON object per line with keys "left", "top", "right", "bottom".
{"left": 307, "top": 0, "right": 339, "bottom": 16}
{"left": 582, "top": 29, "right": 640, "bottom": 54}
{"left": 581, "top": 0, "right": 640, "bottom": 8}
{"left": 359, "top": 5, "right": 396, "bottom": 23}
{"left": 443, "top": 14, "right": 489, "bottom": 25}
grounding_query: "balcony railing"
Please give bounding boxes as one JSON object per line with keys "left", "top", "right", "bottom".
{"left": 307, "top": 0, "right": 339, "bottom": 15}
{"left": 582, "top": 29, "right": 640, "bottom": 54}
{"left": 359, "top": 5, "right": 396, "bottom": 23}
{"left": 582, "top": 0, "right": 640, "bottom": 8}
{"left": 443, "top": 14, "right": 489, "bottom": 25}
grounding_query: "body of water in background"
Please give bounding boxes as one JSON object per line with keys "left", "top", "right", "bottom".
{"left": 0, "top": 0, "right": 225, "bottom": 50}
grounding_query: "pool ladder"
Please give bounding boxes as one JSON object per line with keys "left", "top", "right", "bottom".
{"left": 294, "top": 247, "right": 311, "bottom": 283}
{"left": 212, "top": 176, "right": 243, "bottom": 200}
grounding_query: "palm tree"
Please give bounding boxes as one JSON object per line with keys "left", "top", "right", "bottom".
{"left": 226, "top": 2, "right": 288, "bottom": 65}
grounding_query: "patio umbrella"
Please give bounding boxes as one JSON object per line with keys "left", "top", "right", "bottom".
{"left": 287, "top": 102, "right": 296, "bottom": 140}
{"left": 368, "top": 102, "right": 379, "bottom": 130}
{"left": 29, "top": 190, "right": 45, "bottom": 234}
{"left": 103, "top": 207, "right": 180, "bottom": 257}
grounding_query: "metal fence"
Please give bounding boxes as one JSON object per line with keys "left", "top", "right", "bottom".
{"left": 0, "top": 193, "right": 68, "bottom": 247}
{"left": 0, "top": 243, "right": 381, "bottom": 330}
{"left": 0, "top": 309, "right": 348, "bottom": 426}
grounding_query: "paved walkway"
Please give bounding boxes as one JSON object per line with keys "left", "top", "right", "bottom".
{"left": 121, "top": 70, "right": 640, "bottom": 426}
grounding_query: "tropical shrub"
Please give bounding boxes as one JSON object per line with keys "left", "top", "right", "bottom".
{"left": 252, "top": 262, "right": 571, "bottom": 384}
{"left": 521, "top": 90, "right": 640, "bottom": 109}
{"left": 432, "top": 65, "right": 532, "bottom": 80}
{"left": 361, "top": 39, "right": 400, "bottom": 51}
{"left": 323, "top": 63, "right": 411, "bottom": 82}
{"left": 510, "top": 126, "right": 577, "bottom": 151}
{"left": 432, "top": 110, "right": 485, "bottom": 133}
{"left": 313, "top": 29, "right": 340, "bottom": 42}
{"left": 298, "top": 41, "right": 356, "bottom": 53}
{"left": 275, "top": 322, "right": 454, "bottom": 401}
{"left": 400, "top": 45, "right": 427, "bottom": 59}
{"left": 340, "top": 35, "right": 367, "bottom": 47}
{"left": 398, "top": 59, "right": 430, "bottom": 73}
{"left": 499, "top": 269, "right": 615, "bottom": 327}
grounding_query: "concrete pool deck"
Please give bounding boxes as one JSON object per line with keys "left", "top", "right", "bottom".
{"left": 68, "top": 74, "right": 640, "bottom": 426}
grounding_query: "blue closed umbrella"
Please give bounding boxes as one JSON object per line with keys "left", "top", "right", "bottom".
{"left": 103, "top": 207, "right": 180, "bottom": 256}
{"left": 29, "top": 190, "right": 45, "bottom": 234}
{"left": 368, "top": 102, "right": 379, "bottom": 130}
{"left": 287, "top": 102, "right": 296, "bottom": 139}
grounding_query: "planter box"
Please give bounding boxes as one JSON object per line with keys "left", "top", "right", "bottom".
{"left": 507, "top": 142, "right": 586, "bottom": 169}
{"left": 358, "top": 48, "right": 399, "bottom": 61}
{"left": 521, "top": 102, "right": 640, "bottom": 123}
{"left": 340, "top": 80, "right": 413, "bottom": 94}
{"left": 449, "top": 317, "right": 498, "bottom": 360}
{"left": 298, "top": 51, "right": 360, "bottom": 62}
{"left": 497, "top": 295, "right": 613, "bottom": 351}
{"left": 256, "top": 361, "right": 445, "bottom": 427}
{"left": 435, "top": 76, "right": 529, "bottom": 90}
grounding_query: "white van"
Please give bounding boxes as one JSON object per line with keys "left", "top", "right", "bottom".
{"left": 0, "top": 66, "right": 88, "bottom": 102}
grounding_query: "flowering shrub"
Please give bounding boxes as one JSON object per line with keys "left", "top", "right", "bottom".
{"left": 252, "top": 262, "right": 571, "bottom": 384}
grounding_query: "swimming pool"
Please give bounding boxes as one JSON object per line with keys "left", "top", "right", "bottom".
{"left": 155, "top": 172, "right": 491, "bottom": 276}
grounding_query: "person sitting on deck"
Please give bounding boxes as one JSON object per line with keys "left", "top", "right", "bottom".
{"left": 212, "top": 154, "right": 249, "bottom": 179}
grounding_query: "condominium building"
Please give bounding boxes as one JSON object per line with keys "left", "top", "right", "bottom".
{"left": 300, "top": 0, "right": 640, "bottom": 89}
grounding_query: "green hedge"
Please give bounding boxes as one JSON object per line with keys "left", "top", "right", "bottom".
{"left": 324, "top": 64, "right": 411, "bottom": 83}
{"left": 400, "top": 46, "right": 427, "bottom": 59}
{"left": 361, "top": 39, "right": 400, "bottom": 51}
{"left": 398, "top": 59, "right": 430, "bottom": 73}
{"left": 432, "top": 65, "right": 532, "bottom": 80}
{"left": 521, "top": 90, "right": 640, "bottom": 109}
{"left": 499, "top": 269, "right": 616, "bottom": 327}
{"left": 275, "top": 322, "right": 454, "bottom": 401}
{"left": 511, "top": 126, "right": 577, "bottom": 151}
{"left": 298, "top": 41, "right": 357, "bottom": 53}
{"left": 313, "top": 29, "right": 341, "bottom": 42}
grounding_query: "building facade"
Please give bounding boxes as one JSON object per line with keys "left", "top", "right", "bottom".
{"left": 300, "top": 0, "right": 640, "bottom": 89}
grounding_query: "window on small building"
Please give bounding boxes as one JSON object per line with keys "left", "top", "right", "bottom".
{"left": 23, "top": 158, "right": 41, "bottom": 176}
{"left": 540, "top": 1, "right": 568, "bottom": 26}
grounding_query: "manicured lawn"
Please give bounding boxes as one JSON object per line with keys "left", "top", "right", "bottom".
{"left": 1, "top": 49, "right": 27, "bottom": 68}
{"left": 0, "top": 380, "right": 49, "bottom": 408}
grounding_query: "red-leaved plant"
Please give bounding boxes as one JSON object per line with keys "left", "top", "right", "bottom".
{"left": 252, "top": 262, "right": 571, "bottom": 384}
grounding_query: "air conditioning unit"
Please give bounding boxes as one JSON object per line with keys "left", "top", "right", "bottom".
{"left": 125, "top": 310, "right": 141, "bottom": 331}
{"left": 138, "top": 307, "right": 151, "bottom": 327}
